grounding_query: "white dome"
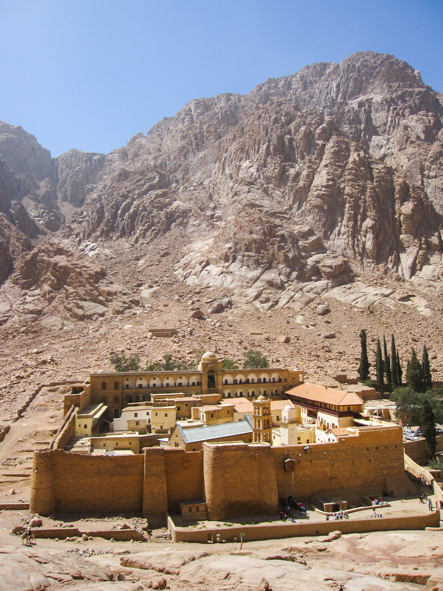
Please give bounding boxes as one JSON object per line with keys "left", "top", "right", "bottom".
{"left": 202, "top": 351, "right": 217, "bottom": 361}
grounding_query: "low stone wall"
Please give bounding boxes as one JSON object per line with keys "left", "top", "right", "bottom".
{"left": 169, "top": 510, "right": 441, "bottom": 543}
{"left": 13, "top": 526, "right": 146, "bottom": 541}
{"left": 51, "top": 406, "right": 77, "bottom": 450}
{"left": 404, "top": 435, "right": 443, "bottom": 462}
{"left": 0, "top": 503, "right": 30, "bottom": 510}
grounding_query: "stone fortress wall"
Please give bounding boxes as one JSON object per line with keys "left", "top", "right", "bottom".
{"left": 30, "top": 425, "right": 411, "bottom": 524}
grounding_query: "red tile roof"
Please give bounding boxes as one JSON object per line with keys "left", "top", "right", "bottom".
{"left": 286, "top": 383, "right": 364, "bottom": 407}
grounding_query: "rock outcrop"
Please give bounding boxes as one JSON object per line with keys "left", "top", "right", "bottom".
{"left": 0, "top": 51, "right": 442, "bottom": 384}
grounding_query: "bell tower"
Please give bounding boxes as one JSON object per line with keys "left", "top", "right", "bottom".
{"left": 252, "top": 395, "right": 272, "bottom": 445}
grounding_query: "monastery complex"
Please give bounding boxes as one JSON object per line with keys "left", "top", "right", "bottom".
{"left": 29, "top": 352, "right": 441, "bottom": 531}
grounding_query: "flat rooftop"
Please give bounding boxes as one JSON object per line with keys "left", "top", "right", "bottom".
{"left": 78, "top": 403, "right": 108, "bottom": 419}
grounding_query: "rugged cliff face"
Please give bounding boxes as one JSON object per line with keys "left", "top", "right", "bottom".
{"left": 76, "top": 52, "right": 443, "bottom": 296}
{"left": 0, "top": 51, "right": 442, "bottom": 400}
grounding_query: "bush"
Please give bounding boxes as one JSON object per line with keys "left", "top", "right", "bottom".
{"left": 243, "top": 350, "right": 269, "bottom": 369}
{"left": 146, "top": 354, "right": 191, "bottom": 371}
{"left": 110, "top": 353, "right": 140, "bottom": 372}
{"left": 428, "top": 457, "right": 443, "bottom": 471}
{"left": 222, "top": 358, "right": 238, "bottom": 370}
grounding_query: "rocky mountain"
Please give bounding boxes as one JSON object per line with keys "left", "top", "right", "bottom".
{"left": 0, "top": 51, "right": 443, "bottom": 414}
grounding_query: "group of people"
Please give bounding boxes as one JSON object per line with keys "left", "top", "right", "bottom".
{"left": 419, "top": 491, "right": 443, "bottom": 511}
{"left": 280, "top": 496, "right": 308, "bottom": 521}
{"left": 327, "top": 510, "right": 348, "bottom": 521}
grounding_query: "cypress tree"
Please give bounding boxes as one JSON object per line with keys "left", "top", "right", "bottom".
{"left": 358, "top": 329, "right": 370, "bottom": 382}
{"left": 375, "top": 338, "right": 384, "bottom": 395}
{"left": 396, "top": 352, "right": 403, "bottom": 386}
{"left": 383, "top": 335, "right": 392, "bottom": 393}
{"left": 420, "top": 398, "right": 437, "bottom": 458}
{"left": 391, "top": 335, "right": 398, "bottom": 388}
{"left": 422, "top": 345, "right": 432, "bottom": 390}
{"left": 406, "top": 348, "right": 424, "bottom": 393}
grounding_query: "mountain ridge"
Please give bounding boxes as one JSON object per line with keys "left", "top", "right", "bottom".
{"left": 0, "top": 50, "right": 442, "bottom": 410}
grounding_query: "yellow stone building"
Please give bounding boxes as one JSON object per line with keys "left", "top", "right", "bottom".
{"left": 64, "top": 352, "right": 304, "bottom": 421}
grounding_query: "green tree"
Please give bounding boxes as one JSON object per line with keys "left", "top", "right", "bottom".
{"left": 422, "top": 345, "right": 432, "bottom": 390}
{"left": 161, "top": 353, "right": 178, "bottom": 371}
{"left": 222, "top": 358, "right": 238, "bottom": 370}
{"left": 383, "top": 335, "right": 392, "bottom": 393}
{"left": 391, "top": 387, "right": 423, "bottom": 425}
{"left": 110, "top": 353, "right": 140, "bottom": 372}
{"left": 358, "top": 329, "right": 370, "bottom": 381}
{"left": 396, "top": 351, "right": 403, "bottom": 386}
{"left": 375, "top": 338, "right": 384, "bottom": 395}
{"left": 243, "top": 350, "right": 269, "bottom": 369}
{"left": 406, "top": 348, "right": 425, "bottom": 393}
{"left": 391, "top": 386, "right": 443, "bottom": 426}
{"left": 391, "top": 335, "right": 398, "bottom": 388}
{"left": 420, "top": 398, "right": 437, "bottom": 458}
{"left": 146, "top": 354, "right": 191, "bottom": 371}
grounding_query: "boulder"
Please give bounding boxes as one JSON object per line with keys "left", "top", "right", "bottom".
{"left": 191, "top": 310, "right": 204, "bottom": 319}
{"left": 209, "top": 302, "right": 224, "bottom": 314}
{"left": 322, "top": 333, "right": 336, "bottom": 339}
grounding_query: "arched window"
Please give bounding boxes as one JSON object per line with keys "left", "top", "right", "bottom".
{"left": 113, "top": 395, "right": 119, "bottom": 404}
{"left": 101, "top": 382, "right": 107, "bottom": 391}
{"left": 114, "top": 382, "right": 119, "bottom": 390}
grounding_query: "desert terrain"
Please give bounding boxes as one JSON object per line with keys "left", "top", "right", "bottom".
{"left": 0, "top": 50, "right": 443, "bottom": 589}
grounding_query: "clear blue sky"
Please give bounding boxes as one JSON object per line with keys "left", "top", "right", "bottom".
{"left": 0, "top": 0, "right": 442, "bottom": 157}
